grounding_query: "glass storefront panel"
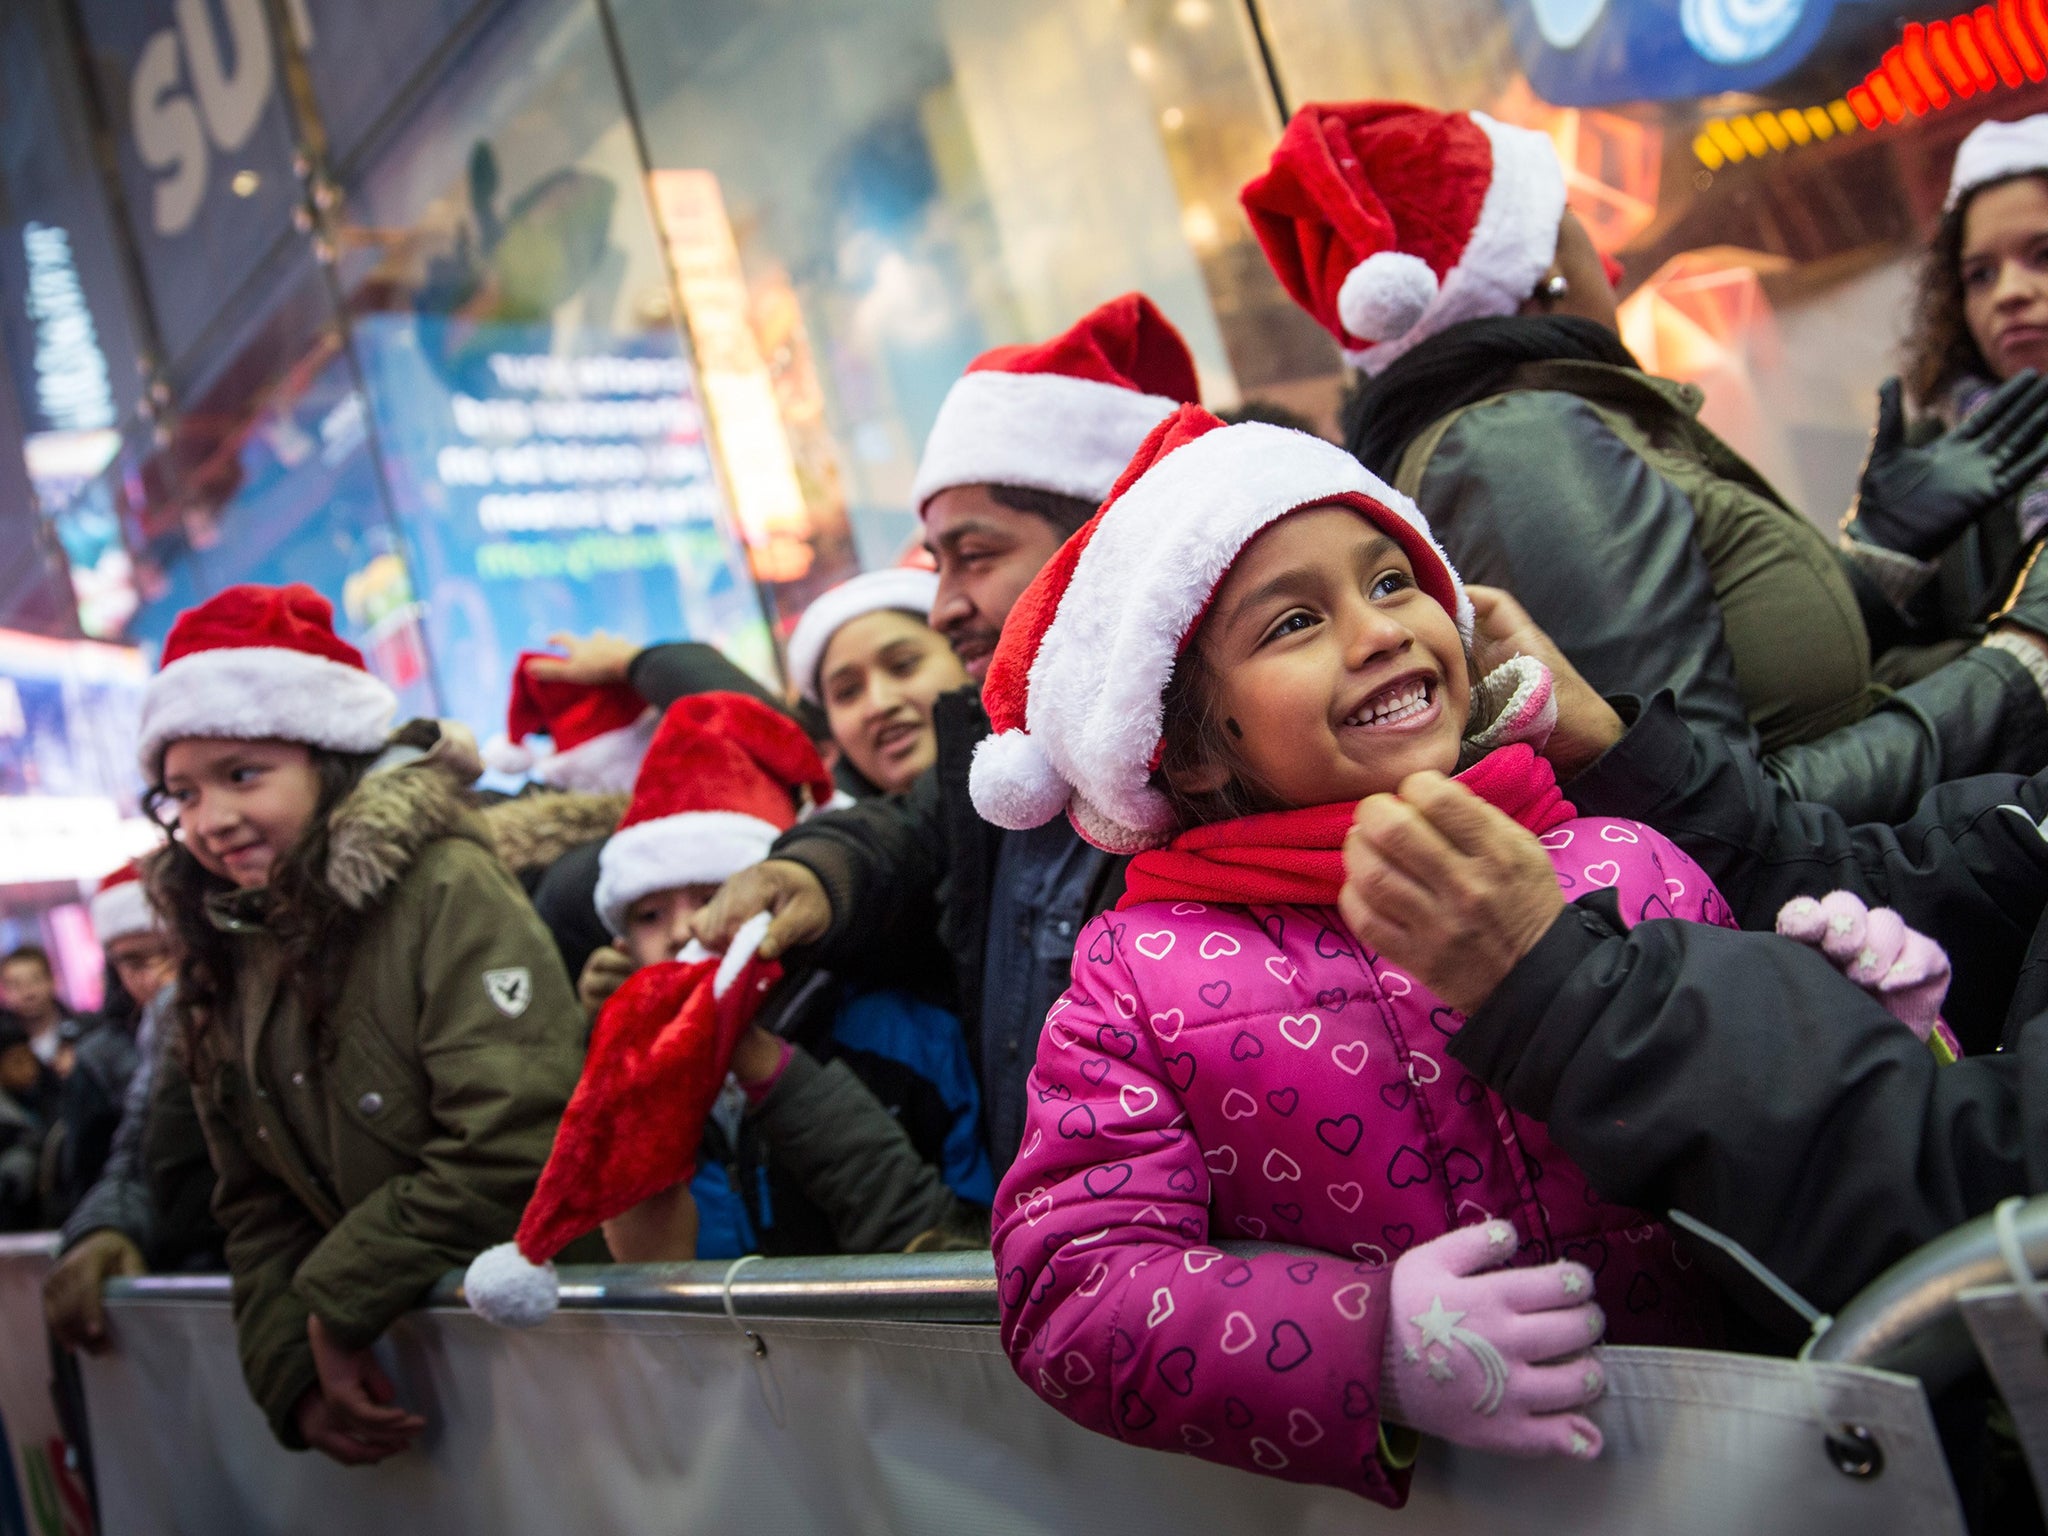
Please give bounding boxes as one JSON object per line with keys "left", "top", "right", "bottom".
{"left": 329, "top": 0, "right": 780, "bottom": 726}
{"left": 611, "top": 0, "right": 1250, "bottom": 566}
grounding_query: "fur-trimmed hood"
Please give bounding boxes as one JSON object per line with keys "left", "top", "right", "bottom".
{"left": 326, "top": 726, "right": 492, "bottom": 912}
{"left": 481, "top": 790, "right": 629, "bottom": 876}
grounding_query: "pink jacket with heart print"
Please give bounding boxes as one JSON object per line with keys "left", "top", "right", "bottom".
{"left": 992, "top": 814, "right": 1735, "bottom": 1504}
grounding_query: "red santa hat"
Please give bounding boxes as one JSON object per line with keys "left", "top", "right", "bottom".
{"left": 593, "top": 692, "right": 838, "bottom": 935}
{"left": 969, "top": 405, "right": 1470, "bottom": 853}
{"left": 910, "top": 293, "right": 1201, "bottom": 516}
{"left": 1241, "top": 101, "right": 1566, "bottom": 376}
{"left": 464, "top": 911, "right": 780, "bottom": 1327}
{"left": 482, "top": 651, "right": 655, "bottom": 793}
{"left": 89, "top": 863, "right": 157, "bottom": 946}
{"left": 1948, "top": 114, "right": 2048, "bottom": 209}
{"left": 137, "top": 583, "right": 396, "bottom": 777}
{"left": 785, "top": 567, "right": 942, "bottom": 705}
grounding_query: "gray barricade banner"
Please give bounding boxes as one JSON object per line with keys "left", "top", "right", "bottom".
{"left": 1960, "top": 1284, "right": 2048, "bottom": 1503}
{"left": 0, "top": 1236, "right": 90, "bottom": 1536}
{"left": 82, "top": 1297, "right": 1964, "bottom": 1534}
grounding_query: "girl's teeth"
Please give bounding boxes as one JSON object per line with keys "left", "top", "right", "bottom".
{"left": 1348, "top": 682, "right": 1430, "bottom": 727}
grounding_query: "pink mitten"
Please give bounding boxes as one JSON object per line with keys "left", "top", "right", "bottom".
{"left": 1379, "top": 1220, "right": 1605, "bottom": 1460}
{"left": 1776, "top": 892, "right": 1953, "bottom": 1044}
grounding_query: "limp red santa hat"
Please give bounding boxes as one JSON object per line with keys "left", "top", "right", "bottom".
{"left": 482, "top": 651, "right": 656, "bottom": 794}
{"left": 910, "top": 292, "right": 1201, "bottom": 515}
{"left": 969, "top": 405, "right": 1470, "bottom": 853}
{"left": 136, "top": 583, "right": 396, "bottom": 776}
{"left": 1241, "top": 101, "right": 1566, "bottom": 376}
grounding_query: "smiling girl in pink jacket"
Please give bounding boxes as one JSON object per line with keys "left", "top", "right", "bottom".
{"left": 977, "top": 406, "right": 1734, "bottom": 1505}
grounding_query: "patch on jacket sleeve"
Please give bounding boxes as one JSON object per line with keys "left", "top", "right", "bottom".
{"left": 483, "top": 967, "right": 534, "bottom": 1018}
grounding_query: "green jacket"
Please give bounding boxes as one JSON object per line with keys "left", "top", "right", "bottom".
{"left": 184, "top": 733, "right": 590, "bottom": 1448}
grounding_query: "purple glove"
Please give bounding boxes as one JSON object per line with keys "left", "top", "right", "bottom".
{"left": 1776, "top": 892, "right": 1953, "bottom": 1044}
{"left": 1379, "top": 1220, "right": 1605, "bottom": 1461}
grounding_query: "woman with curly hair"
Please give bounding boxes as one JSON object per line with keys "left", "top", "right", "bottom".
{"left": 1888, "top": 115, "right": 2048, "bottom": 657}
{"left": 138, "top": 583, "right": 593, "bottom": 1466}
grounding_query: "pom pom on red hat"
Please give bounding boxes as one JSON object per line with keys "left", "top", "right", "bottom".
{"left": 464, "top": 913, "right": 780, "bottom": 1327}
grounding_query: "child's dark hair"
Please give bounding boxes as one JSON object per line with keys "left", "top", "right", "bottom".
{"left": 146, "top": 725, "right": 431, "bottom": 1078}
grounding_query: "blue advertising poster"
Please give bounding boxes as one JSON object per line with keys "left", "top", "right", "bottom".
{"left": 350, "top": 313, "right": 775, "bottom": 735}
{"left": 72, "top": 0, "right": 304, "bottom": 370}
{"left": 1503, "top": 0, "right": 1868, "bottom": 105}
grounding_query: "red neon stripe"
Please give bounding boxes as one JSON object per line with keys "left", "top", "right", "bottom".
{"left": 2001, "top": 0, "right": 2044, "bottom": 78}
{"left": 1884, "top": 46, "right": 1933, "bottom": 111}
{"left": 1847, "top": 84, "right": 1885, "bottom": 127}
{"left": 1955, "top": 13, "right": 1999, "bottom": 87}
{"left": 1976, "top": 6, "right": 2025, "bottom": 83}
{"left": 1869, "top": 71, "right": 1909, "bottom": 122}
{"left": 2026, "top": 0, "right": 2048, "bottom": 57}
{"left": 1928, "top": 22, "right": 1979, "bottom": 93}
{"left": 1903, "top": 24, "right": 1953, "bottom": 105}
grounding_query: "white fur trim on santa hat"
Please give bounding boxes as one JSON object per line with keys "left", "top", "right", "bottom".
{"left": 910, "top": 371, "right": 1182, "bottom": 514}
{"left": 1948, "top": 115, "right": 2048, "bottom": 209}
{"left": 787, "top": 568, "right": 942, "bottom": 703}
{"left": 528, "top": 709, "right": 657, "bottom": 794}
{"left": 464, "top": 1242, "right": 558, "bottom": 1327}
{"left": 1339, "top": 251, "right": 1439, "bottom": 345}
{"left": 1350, "top": 113, "right": 1567, "bottom": 377}
{"left": 595, "top": 810, "right": 782, "bottom": 936}
{"left": 89, "top": 880, "right": 156, "bottom": 946}
{"left": 138, "top": 647, "right": 397, "bottom": 776}
{"left": 990, "top": 422, "right": 1471, "bottom": 852}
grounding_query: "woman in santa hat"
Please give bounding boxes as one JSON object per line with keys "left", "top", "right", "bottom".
{"left": 135, "top": 582, "right": 596, "bottom": 1464}
{"left": 1883, "top": 115, "right": 2048, "bottom": 662}
{"left": 1243, "top": 101, "right": 2048, "bottom": 826}
{"left": 785, "top": 567, "right": 968, "bottom": 797}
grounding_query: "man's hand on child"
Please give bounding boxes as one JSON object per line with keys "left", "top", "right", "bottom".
{"left": 690, "top": 859, "right": 832, "bottom": 960}
{"left": 577, "top": 944, "right": 637, "bottom": 1020}
{"left": 1468, "top": 586, "right": 1621, "bottom": 781}
{"left": 1340, "top": 771, "right": 1563, "bottom": 1016}
{"left": 43, "top": 1229, "right": 145, "bottom": 1353}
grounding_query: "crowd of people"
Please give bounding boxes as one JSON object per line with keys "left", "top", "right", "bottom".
{"left": 19, "top": 96, "right": 2048, "bottom": 1516}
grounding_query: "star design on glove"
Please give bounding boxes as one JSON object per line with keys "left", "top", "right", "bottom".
{"left": 1412, "top": 1295, "right": 1467, "bottom": 1350}
{"left": 1571, "top": 1431, "right": 1593, "bottom": 1458}
{"left": 1583, "top": 1367, "right": 1601, "bottom": 1394}
{"left": 1486, "top": 1222, "right": 1513, "bottom": 1252}
{"left": 1426, "top": 1349, "right": 1455, "bottom": 1383}
{"left": 1562, "top": 1269, "right": 1585, "bottom": 1296}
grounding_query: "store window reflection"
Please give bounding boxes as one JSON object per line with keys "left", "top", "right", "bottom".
{"left": 611, "top": 0, "right": 1255, "bottom": 567}
{"left": 325, "top": 0, "right": 779, "bottom": 726}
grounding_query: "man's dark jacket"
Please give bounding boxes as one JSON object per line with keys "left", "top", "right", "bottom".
{"left": 1454, "top": 691, "right": 2048, "bottom": 1312}
{"left": 770, "top": 689, "right": 1127, "bottom": 1065}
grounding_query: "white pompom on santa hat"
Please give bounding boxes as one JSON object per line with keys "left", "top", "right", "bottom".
{"left": 911, "top": 292, "right": 1201, "bottom": 516}
{"left": 785, "top": 566, "right": 941, "bottom": 705}
{"left": 969, "top": 404, "right": 1471, "bottom": 854}
{"left": 1948, "top": 113, "right": 2048, "bottom": 209}
{"left": 1240, "top": 101, "right": 1567, "bottom": 376}
{"left": 89, "top": 862, "right": 157, "bottom": 947}
{"left": 592, "top": 691, "right": 839, "bottom": 936}
{"left": 481, "top": 650, "right": 656, "bottom": 794}
{"left": 136, "top": 583, "right": 397, "bottom": 777}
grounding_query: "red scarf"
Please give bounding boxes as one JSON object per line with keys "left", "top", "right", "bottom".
{"left": 1118, "top": 743, "right": 1576, "bottom": 911}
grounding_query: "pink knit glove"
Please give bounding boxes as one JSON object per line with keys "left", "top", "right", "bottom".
{"left": 1776, "top": 892, "right": 1953, "bottom": 1045}
{"left": 1379, "top": 1220, "right": 1605, "bottom": 1461}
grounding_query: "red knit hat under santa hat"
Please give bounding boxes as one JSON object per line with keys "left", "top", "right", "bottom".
{"left": 1241, "top": 101, "right": 1566, "bottom": 376}
{"left": 970, "top": 405, "right": 1471, "bottom": 853}
{"left": 592, "top": 692, "right": 837, "bottom": 935}
{"left": 463, "top": 910, "right": 782, "bottom": 1326}
{"left": 89, "top": 862, "right": 157, "bottom": 947}
{"left": 137, "top": 583, "right": 396, "bottom": 776}
{"left": 910, "top": 292, "right": 1201, "bottom": 515}
{"left": 482, "top": 651, "right": 655, "bottom": 793}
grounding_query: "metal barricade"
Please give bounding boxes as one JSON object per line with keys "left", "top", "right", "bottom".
{"left": 0, "top": 1233, "right": 90, "bottom": 1536}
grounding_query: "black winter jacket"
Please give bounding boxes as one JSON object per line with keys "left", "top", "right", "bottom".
{"left": 1452, "top": 692, "right": 2048, "bottom": 1314}
{"left": 770, "top": 688, "right": 1127, "bottom": 1063}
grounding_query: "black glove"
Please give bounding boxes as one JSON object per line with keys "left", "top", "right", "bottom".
{"left": 1851, "top": 373, "right": 2048, "bottom": 558}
